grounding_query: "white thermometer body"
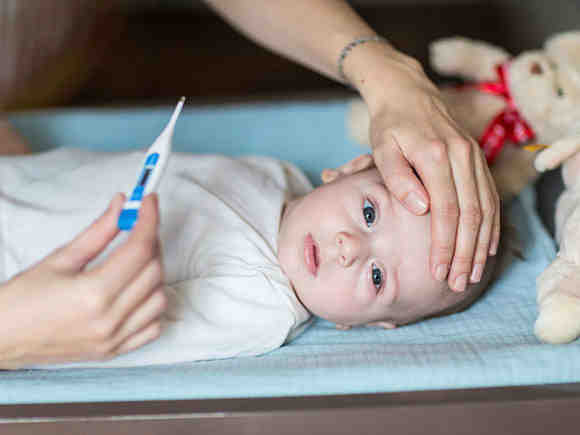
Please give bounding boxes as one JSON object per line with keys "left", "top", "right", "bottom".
{"left": 118, "top": 97, "right": 185, "bottom": 231}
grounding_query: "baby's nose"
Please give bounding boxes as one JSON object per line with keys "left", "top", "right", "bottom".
{"left": 335, "top": 231, "right": 361, "bottom": 267}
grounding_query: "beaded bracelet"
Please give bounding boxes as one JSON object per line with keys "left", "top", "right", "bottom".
{"left": 337, "top": 36, "right": 388, "bottom": 83}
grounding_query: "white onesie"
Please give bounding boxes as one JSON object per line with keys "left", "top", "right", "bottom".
{"left": 0, "top": 148, "right": 313, "bottom": 367}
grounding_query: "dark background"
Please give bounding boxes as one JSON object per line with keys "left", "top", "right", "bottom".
{"left": 2, "top": 0, "right": 578, "bottom": 108}
{"left": 72, "top": 0, "right": 579, "bottom": 107}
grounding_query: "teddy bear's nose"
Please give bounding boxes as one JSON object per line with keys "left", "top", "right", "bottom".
{"left": 530, "top": 62, "right": 544, "bottom": 75}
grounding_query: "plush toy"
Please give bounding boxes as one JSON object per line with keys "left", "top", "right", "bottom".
{"left": 534, "top": 135, "right": 580, "bottom": 344}
{"left": 347, "top": 31, "right": 580, "bottom": 343}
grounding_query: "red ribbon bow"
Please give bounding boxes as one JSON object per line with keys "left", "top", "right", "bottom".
{"left": 470, "top": 63, "right": 536, "bottom": 164}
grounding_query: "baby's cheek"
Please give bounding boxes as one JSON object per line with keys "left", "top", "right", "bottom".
{"left": 317, "top": 271, "right": 361, "bottom": 309}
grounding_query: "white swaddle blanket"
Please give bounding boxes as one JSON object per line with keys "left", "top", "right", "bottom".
{"left": 0, "top": 148, "right": 313, "bottom": 367}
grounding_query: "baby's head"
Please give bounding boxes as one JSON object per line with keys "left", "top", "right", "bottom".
{"left": 277, "top": 168, "right": 497, "bottom": 329}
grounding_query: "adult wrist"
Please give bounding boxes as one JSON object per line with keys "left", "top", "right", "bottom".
{"left": 337, "top": 36, "right": 389, "bottom": 83}
{"left": 341, "top": 40, "right": 428, "bottom": 111}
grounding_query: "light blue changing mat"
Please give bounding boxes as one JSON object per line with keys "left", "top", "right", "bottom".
{"left": 2, "top": 99, "right": 570, "bottom": 405}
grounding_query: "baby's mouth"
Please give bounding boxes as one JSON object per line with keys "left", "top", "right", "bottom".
{"left": 304, "top": 233, "right": 319, "bottom": 277}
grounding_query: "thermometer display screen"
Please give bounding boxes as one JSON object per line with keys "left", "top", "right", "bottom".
{"left": 139, "top": 168, "right": 152, "bottom": 186}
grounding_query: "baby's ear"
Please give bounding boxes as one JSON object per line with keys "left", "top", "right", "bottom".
{"left": 366, "top": 321, "right": 397, "bottom": 329}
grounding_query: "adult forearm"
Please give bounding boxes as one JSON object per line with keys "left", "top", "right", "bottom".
{"left": 202, "top": 0, "right": 386, "bottom": 83}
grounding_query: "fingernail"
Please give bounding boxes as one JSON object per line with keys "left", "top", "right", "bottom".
{"left": 434, "top": 264, "right": 448, "bottom": 281}
{"left": 489, "top": 241, "right": 498, "bottom": 256}
{"left": 453, "top": 274, "right": 468, "bottom": 292}
{"left": 470, "top": 264, "right": 483, "bottom": 283}
{"left": 405, "top": 193, "right": 428, "bottom": 214}
{"left": 107, "top": 193, "right": 122, "bottom": 212}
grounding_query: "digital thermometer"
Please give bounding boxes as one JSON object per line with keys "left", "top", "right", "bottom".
{"left": 118, "top": 97, "right": 185, "bottom": 231}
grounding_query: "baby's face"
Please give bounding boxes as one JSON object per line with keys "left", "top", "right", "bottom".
{"left": 277, "top": 168, "right": 467, "bottom": 327}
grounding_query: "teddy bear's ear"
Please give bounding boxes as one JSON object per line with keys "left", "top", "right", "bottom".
{"left": 545, "top": 31, "right": 580, "bottom": 72}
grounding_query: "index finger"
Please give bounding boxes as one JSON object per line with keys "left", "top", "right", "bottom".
{"left": 89, "top": 194, "right": 161, "bottom": 293}
{"left": 415, "top": 142, "right": 460, "bottom": 282}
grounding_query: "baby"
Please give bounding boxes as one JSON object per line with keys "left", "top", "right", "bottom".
{"left": 0, "top": 148, "right": 498, "bottom": 368}
{"left": 279, "top": 164, "right": 498, "bottom": 331}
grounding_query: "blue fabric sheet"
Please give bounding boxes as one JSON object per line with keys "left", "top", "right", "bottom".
{"left": 2, "top": 99, "right": 571, "bottom": 405}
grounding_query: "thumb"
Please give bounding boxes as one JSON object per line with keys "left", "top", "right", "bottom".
{"left": 50, "top": 193, "right": 125, "bottom": 272}
{"left": 374, "top": 146, "right": 429, "bottom": 215}
{"left": 321, "top": 154, "right": 374, "bottom": 184}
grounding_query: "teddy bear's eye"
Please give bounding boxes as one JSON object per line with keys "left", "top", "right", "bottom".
{"left": 530, "top": 62, "right": 543, "bottom": 75}
{"left": 557, "top": 88, "right": 565, "bottom": 97}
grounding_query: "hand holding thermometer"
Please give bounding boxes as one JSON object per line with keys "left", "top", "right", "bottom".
{"left": 118, "top": 97, "right": 185, "bottom": 231}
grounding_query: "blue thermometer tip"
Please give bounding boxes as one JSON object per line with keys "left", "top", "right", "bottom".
{"left": 118, "top": 209, "right": 139, "bottom": 231}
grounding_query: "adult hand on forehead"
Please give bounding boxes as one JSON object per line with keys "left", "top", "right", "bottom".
{"left": 323, "top": 53, "right": 500, "bottom": 292}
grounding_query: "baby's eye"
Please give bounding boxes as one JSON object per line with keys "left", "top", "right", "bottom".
{"left": 371, "top": 263, "right": 383, "bottom": 291}
{"left": 362, "top": 198, "right": 376, "bottom": 227}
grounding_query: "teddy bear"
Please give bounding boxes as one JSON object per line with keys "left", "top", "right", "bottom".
{"left": 347, "top": 30, "right": 580, "bottom": 343}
